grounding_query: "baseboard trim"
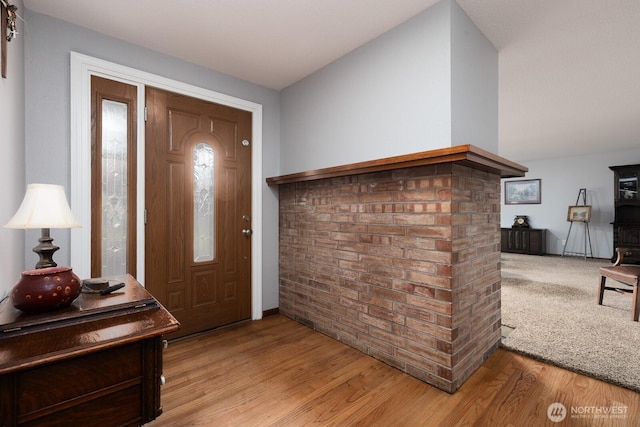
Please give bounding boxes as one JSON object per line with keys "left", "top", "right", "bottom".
{"left": 263, "top": 308, "right": 280, "bottom": 317}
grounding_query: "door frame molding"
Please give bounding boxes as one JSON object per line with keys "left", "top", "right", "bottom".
{"left": 70, "top": 52, "right": 263, "bottom": 320}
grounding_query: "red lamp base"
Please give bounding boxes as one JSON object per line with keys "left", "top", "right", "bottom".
{"left": 10, "top": 266, "right": 82, "bottom": 313}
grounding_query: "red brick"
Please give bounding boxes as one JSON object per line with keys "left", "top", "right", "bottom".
{"left": 393, "top": 214, "right": 436, "bottom": 225}
{"left": 369, "top": 305, "right": 406, "bottom": 325}
{"left": 368, "top": 224, "right": 406, "bottom": 235}
{"left": 359, "top": 192, "right": 394, "bottom": 203}
{"left": 367, "top": 203, "right": 404, "bottom": 213}
{"left": 393, "top": 189, "right": 436, "bottom": 201}
{"left": 392, "top": 301, "right": 436, "bottom": 323}
{"left": 359, "top": 312, "right": 393, "bottom": 332}
{"left": 393, "top": 236, "right": 437, "bottom": 250}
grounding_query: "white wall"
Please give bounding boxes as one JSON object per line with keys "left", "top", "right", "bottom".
{"left": 0, "top": 0, "right": 25, "bottom": 299}
{"left": 450, "top": 2, "right": 498, "bottom": 152}
{"left": 501, "top": 148, "right": 640, "bottom": 259}
{"left": 23, "top": 9, "right": 281, "bottom": 310}
{"left": 279, "top": 0, "right": 497, "bottom": 175}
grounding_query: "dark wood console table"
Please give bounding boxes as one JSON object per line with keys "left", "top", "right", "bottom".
{"left": 501, "top": 228, "right": 546, "bottom": 255}
{"left": 0, "top": 275, "right": 179, "bottom": 427}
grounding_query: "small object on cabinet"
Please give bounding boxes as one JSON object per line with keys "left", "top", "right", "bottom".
{"left": 512, "top": 215, "right": 530, "bottom": 228}
{"left": 82, "top": 278, "right": 110, "bottom": 293}
{"left": 99, "top": 282, "right": 125, "bottom": 295}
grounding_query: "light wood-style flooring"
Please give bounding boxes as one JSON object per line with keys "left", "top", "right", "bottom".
{"left": 148, "top": 315, "right": 639, "bottom": 426}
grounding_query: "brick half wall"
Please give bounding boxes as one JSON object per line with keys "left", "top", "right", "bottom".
{"left": 277, "top": 163, "right": 502, "bottom": 393}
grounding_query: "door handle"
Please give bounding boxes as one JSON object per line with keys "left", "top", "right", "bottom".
{"left": 242, "top": 229, "right": 253, "bottom": 237}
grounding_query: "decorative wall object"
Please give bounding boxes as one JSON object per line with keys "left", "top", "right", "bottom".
{"left": 504, "top": 179, "right": 541, "bottom": 205}
{"left": 1, "top": 0, "right": 18, "bottom": 78}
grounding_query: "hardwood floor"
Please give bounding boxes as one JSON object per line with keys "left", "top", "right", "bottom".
{"left": 149, "top": 315, "right": 639, "bottom": 426}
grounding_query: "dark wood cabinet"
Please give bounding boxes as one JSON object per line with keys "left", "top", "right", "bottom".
{"left": 610, "top": 164, "right": 640, "bottom": 263}
{"left": 501, "top": 228, "right": 546, "bottom": 255}
{"left": 0, "top": 275, "right": 179, "bottom": 427}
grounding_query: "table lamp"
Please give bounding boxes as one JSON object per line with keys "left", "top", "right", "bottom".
{"left": 3, "top": 183, "right": 83, "bottom": 312}
{"left": 4, "top": 183, "right": 81, "bottom": 268}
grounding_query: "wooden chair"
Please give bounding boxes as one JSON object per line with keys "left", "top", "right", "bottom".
{"left": 598, "top": 247, "right": 640, "bottom": 321}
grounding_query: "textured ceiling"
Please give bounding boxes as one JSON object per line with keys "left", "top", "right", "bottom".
{"left": 23, "top": 0, "right": 640, "bottom": 162}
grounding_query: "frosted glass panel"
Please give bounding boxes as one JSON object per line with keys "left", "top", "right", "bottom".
{"left": 101, "top": 99, "right": 128, "bottom": 276}
{"left": 194, "top": 143, "right": 215, "bottom": 262}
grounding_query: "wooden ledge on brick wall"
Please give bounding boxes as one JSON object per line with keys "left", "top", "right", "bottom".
{"left": 266, "top": 144, "right": 527, "bottom": 186}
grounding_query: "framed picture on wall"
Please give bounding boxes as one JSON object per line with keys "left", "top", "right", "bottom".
{"left": 567, "top": 205, "right": 591, "bottom": 222}
{"left": 504, "top": 179, "right": 541, "bottom": 205}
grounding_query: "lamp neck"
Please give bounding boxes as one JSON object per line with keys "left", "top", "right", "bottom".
{"left": 33, "top": 227, "right": 59, "bottom": 269}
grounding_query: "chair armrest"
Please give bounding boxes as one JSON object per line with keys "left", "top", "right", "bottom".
{"left": 614, "top": 247, "right": 640, "bottom": 266}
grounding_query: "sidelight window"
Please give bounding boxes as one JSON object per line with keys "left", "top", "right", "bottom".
{"left": 101, "top": 99, "right": 128, "bottom": 276}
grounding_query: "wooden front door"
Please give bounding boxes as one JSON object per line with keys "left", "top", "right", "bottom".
{"left": 145, "top": 87, "right": 252, "bottom": 338}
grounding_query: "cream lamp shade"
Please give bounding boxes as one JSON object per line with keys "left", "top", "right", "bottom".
{"left": 4, "top": 183, "right": 81, "bottom": 229}
{"left": 4, "top": 183, "right": 81, "bottom": 268}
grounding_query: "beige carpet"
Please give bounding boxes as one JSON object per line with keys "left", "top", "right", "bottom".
{"left": 500, "top": 252, "right": 640, "bottom": 392}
